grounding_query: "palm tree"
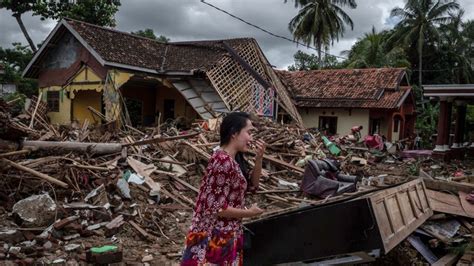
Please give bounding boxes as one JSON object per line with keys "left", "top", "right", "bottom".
{"left": 342, "top": 27, "right": 410, "bottom": 68}
{"left": 389, "top": 0, "right": 459, "bottom": 86}
{"left": 287, "top": 0, "right": 357, "bottom": 68}
{"left": 438, "top": 10, "right": 474, "bottom": 83}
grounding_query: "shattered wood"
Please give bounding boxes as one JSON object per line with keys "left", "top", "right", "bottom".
{"left": 1, "top": 97, "right": 473, "bottom": 264}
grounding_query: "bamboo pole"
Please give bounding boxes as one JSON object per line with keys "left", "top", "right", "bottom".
{"left": 2, "top": 158, "right": 68, "bottom": 188}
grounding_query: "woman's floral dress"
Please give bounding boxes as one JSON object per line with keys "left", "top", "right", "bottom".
{"left": 181, "top": 149, "right": 248, "bottom": 266}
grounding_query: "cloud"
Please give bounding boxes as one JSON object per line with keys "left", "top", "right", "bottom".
{"left": 0, "top": 0, "right": 472, "bottom": 68}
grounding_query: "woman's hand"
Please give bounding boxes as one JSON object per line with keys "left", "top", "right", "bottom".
{"left": 217, "top": 204, "right": 264, "bottom": 218}
{"left": 254, "top": 140, "right": 266, "bottom": 158}
{"left": 247, "top": 203, "right": 264, "bottom": 217}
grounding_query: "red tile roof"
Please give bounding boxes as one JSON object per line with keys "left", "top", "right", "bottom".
{"left": 67, "top": 19, "right": 251, "bottom": 72}
{"left": 276, "top": 68, "right": 411, "bottom": 109}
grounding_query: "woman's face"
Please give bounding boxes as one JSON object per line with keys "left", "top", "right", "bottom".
{"left": 232, "top": 119, "right": 255, "bottom": 152}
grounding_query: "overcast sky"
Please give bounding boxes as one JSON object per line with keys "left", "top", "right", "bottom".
{"left": 2, "top": 0, "right": 474, "bottom": 69}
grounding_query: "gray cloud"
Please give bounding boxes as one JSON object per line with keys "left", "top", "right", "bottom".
{"left": 1, "top": 0, "right": 472, "bottom": 69}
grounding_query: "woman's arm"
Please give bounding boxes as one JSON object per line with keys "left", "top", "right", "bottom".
{"left": 217, "top": 204, "right": 263, "bottom": 219}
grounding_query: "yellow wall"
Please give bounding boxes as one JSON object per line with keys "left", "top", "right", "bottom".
{"left": 40, "top": 86, "right": 71, "bottom": 125}
{"left": 72, "top": 90, "right": 102, "bottom": 125}
{"left": 299, "top": 108, "right": 370, "bottom": 136}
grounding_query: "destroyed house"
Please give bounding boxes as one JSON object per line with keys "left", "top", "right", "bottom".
{"left": 22, "top": 19, "right": 302, "bottom": 127}
{"left": 277, "top": 68, "right": 416, "bottom": 141}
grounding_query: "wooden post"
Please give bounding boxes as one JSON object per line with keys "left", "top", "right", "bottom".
{"left": 29, "top": 91, "right": 43, "bottom": 129}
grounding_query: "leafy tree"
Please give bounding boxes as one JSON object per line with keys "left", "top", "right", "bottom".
{"left": 131, "top": 29, "right": 170, "bottom": 43}
{"left": 389, "top": 0, "right": 460, "bottom": 86}
{"left": 342, "top": 27, "right": 410, "bottom": 68}
{"left": 0, "top": 0, "right": 38, "bottom": 52}
{"left": 0, "top": 43, "right": 37, "bottom": 97}
{"left": 287, "top": 0, "right": 357, "bottom": 67}
{"left": 288, "top": 50, "right": 342, "bottom": 71}
{"left": 36, "top": 0, "right": 121, "bottom": 27}
{"left": 288, "top": 50, "right": 319, "bottom": 71}
{"left": 1, "top": 0, "right": 121, "bottom": 53}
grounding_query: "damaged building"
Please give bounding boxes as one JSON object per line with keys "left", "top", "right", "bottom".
{"left": 22, "top": 18, "right": 302, "bottom": 127}
{"left": 277, "top": 68, "right": 416, "bottom": 141}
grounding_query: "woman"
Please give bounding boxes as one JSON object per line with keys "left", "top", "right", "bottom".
{"left": 181, "top": 112, "right": 266, "bottom": 265}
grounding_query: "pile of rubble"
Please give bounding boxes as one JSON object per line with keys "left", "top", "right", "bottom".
{"left": 0, "top": 98, "right": 473, "bottom": 264}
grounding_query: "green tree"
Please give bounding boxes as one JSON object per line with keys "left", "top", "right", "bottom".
{"left": 0, "top": 0, "right": 38, "bottom": 52}
{"left": 131, "top": 29, "right": 170, "bottom": 43}
{"left": 35, "top": 0, "right": 120, "bottom": 27}
{"left": 389, "top": 0, "right": 460, "bottom": 86}
{"left": 287, "top": 0, "right": 357, "bottom": 67}
{"left": 438, "top": 10, "right": 473, "bottom": 83}
{"left": 342, "top": 27, "right": 410, "bottom": 68}
{"left": 0, "top": 43, "right": 37, "bottom": 97}
{"left": 288, "top": 50, "right": 319, "bottom": 71}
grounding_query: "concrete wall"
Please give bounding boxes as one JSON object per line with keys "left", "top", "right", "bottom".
{"left": 72, "top": 90, "right": 102, "bottom": 125}
{"left": 299, "top": 108, "right": 369, "bottom": 136}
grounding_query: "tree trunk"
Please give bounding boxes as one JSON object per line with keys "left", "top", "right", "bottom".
{"left": 418, "top": 48, "right": 422, "bottom": 87}
{"left": 317, "top": 40, "right": 322, "bottom": 69}
{"left": 22, "top": 140, "right": 123, "bottom": 155}
{"left": 13, "top": 14, "right": 37, "bottom": 52}
{"left": 418, "top": 44, "right": 425, "bottom": 110}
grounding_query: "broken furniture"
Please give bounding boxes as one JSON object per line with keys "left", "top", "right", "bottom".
{"left": 244, "top": 179, "right": 433, "bottom": 265}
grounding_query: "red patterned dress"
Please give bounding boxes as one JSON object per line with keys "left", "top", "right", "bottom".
{"left": 181, "top": 149, "right": 248, "bottom": 265}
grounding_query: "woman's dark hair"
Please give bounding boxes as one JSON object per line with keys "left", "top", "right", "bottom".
{"left": 220, "top": 112, "right": 251, "bottom": 181}
{"left": 220, "top": 112, "right": 251, "bottom": 146}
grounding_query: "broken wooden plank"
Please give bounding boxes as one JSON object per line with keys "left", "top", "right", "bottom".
{"left": 418, "top": 177, "right": 474, "bottom": 193}
{"left": 127, "top": 157, "right": 160, "bottom": 196}
{"left": 427, "top": 189, "right": 474, "bottom": 218}
{"left": 123, "top": 132, "right": 200, "bottom": 147}
{"left": 182, "top": 141, "right": 211, "bottom": 160}
{"left": 2, "top": 158, "right": 68, "bottom": 188}
{"left": 432, "top": 253, "right": 462, "bottom": 266}
{"left": 129, "top": 220, "right": 153, "bottom": 240}
{"left": 29, "top": 91, "right": 43, "bottom": 128}
{"left": 170, "top": 175, "right": 199, "bottom": 194}
{"left": 262, "top": 154, "right": 304, "bottom": 173}
{"left": 0, "top": 149, "right": 31, "bottom": 158}
{"left": 459, "top": 191, "right": 474, "bottom": 217}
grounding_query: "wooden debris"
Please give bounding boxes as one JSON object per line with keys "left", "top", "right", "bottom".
{"left": 2, "top": 158, "right": 69, "bottom": 188}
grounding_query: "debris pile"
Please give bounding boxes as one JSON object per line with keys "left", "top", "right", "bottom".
{"left": 0, "top": 98, "right": 473, "bottom": 264}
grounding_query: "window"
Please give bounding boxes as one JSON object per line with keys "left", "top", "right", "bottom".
{"left": 319, "top": 116, "right": 337, "bottom": 135}
{"left": 47, "top": 91, "right": 60, "bottom": 112}
{"left": 370, "top": 119, "right": 381, "bottom": 135}
{"left": 393, "top": 118, "right": 400, "bottom": 133}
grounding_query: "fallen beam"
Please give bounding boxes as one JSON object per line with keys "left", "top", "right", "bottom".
{"left": 22, "top": 140, "right": 123, "bottom": 155}
{"left": 123, "top": 132, "right": 200, "bottom": 147}
{"left": 2, "top": 158, "right": 69, "bottom": 188}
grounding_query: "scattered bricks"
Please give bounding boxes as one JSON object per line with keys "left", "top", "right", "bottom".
{"left": 64, "top": 243, "right": 81, "bottom": 252}
{"left": 63, "top": 222, "right": 83, "bottom": 232}
{"left": 21, "top": 230, "right": 36, "bottom": 241}
{"left": 42, "top": 241, "right": 53, "bottom": 250}
{"left": 0, "top": 229, "right": 24, "bottom": 244}
{"left": 53, "top": 215, "right": 80, "bottom": 230}
{"left": 86, "top": 222, "right": 108, "bottom": 231}
{"left": 86, "top": 245, "right": 122, "bottom": 264}
{"left": 105, "top": 215, "right": 124, "bottom": 237}
{"left": 63, "top": 233, "right": 80, "bottom": 241}
{"left": 142, "top": 254, "right": 153, "bottom": 262}
{"left": 12, "top": 194, "right": 57, "bottom": 227}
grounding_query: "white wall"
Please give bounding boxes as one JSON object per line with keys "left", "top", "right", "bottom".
{"left": 299, "top": 108, "right": 370, "bottom": 136}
